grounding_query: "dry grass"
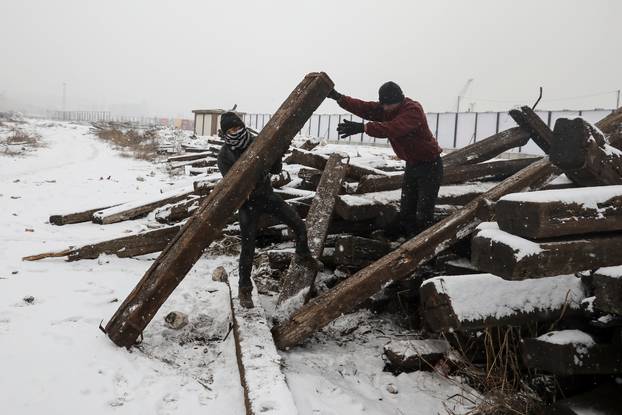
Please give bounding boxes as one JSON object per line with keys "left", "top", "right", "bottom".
{"left": 442, "top": 326, "right": 550, "bottom": 415}
{"left": 91, "top": 122, "right": 159, "bottom": 160}
{"left": 1, "top": 128, "right": 43, "bottom": 156}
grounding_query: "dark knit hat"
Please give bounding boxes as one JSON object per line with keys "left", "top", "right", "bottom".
{"left": 378, "top": 81, "right": 404, "bottom": 105}
{"left": 220, "top": 112, "right": 245, "bottom": 132}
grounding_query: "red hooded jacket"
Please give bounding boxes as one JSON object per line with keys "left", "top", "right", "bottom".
{"left": 337, "top": 96, "right": 442, "bottom": 163}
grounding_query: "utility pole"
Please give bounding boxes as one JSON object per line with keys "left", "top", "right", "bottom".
{"left": 617, "top": 89, "right": 620, "bottom": 109}
{"left": 62, "top": 82, "right": 67, "bottom": 111}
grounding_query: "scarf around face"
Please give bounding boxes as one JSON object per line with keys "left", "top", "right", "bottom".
{"left": 224, "top": 127, "right": 252, "bottom": 151}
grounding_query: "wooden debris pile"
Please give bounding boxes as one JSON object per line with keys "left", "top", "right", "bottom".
{"left": 23, "top": 73, "right": 622, "bottom": 413}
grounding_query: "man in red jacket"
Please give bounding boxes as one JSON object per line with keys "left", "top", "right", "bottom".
{"left": 328, "top": 81, "right": 443, "bottom": 237}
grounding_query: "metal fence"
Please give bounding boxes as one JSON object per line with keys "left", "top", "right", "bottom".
{"left": 242, "top": 108, "right": 616, "bottom": 155}
{"left": 46, "top": 110, "right": 194, "bottom": 130}
{"left": 46, "top": 108, "right": 617, "bottom": 156}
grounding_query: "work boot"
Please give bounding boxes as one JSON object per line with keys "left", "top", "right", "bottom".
{"left": 238, "top": 286, "right": 254, "bottom": 309}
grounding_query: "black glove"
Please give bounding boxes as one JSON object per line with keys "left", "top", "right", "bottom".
{"left": 327, "top": 89, "right": 343, "bottom": 101}
{"left": 337, "top": 120, "right": 364, "bottom": 138}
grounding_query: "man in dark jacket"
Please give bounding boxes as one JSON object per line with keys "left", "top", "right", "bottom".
{"left": 217, "top": 112, "right": 313, "bottom": 308}
{"left": 328, "top": 82, "right": 443, "bottom": 237}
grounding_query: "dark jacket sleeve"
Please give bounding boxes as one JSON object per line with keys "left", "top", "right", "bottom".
{"left": 365, "top": 103, "right": 425, "bottom": 138}
{"left": 269, "top": 158, "right": 283, "bottom": 175}
{"left": 338, "top": 96, "right": 384, "bottom": 121}
{"left": 217, "top": 147, "right": 235, "bottom": 177}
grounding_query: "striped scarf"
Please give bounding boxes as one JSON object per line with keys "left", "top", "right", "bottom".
{"left": 224, "top": 127, "right": 252, "bottom": 151}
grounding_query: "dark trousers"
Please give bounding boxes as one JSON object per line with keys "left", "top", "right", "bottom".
{"left": 238, "top": 193, "right": 310, "bottom": 288}
{"left": 400, "top": 156, "right": 443, "bottom": 237}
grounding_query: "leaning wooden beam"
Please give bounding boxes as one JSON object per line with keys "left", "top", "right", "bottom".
{"left": 441, "top": 127, "right": 531, "bottom": 167}
{"left": 355, "top": 157, "right": 541, "bottom": 194}
{"left": 471, "top": 223, "right": 622, "bottom": 280}
{"left": 419, "top": 274, "right": 585, "bottom": 332}
{"left": 285, "top": 148, "right": 387, "bottom": 180}
{"left": 104, "top": 72, "right": 334, "bottom": 347}
{"left": 511, "top": 107, "right": 622, "bottom": 186}
{"left": 509, "top": 107, "right": 553, "bottom": 153}
{"left": 595, "top": 106, "right": 622, "bottom": 135}
{"left": 49, "top": 204, "right": 121, "bottom": 225}
{"left": 92, "top": 186, "right": 195, "bottom": 224}
{"left": 228, "top": 276, "right": 299, "bottom": 415}
{"left": 272, "top": 158, "right": 557, "bottom": 349}
{"left": 22, "top": 225, "right": 182, "bottom": 262}
{"left": 277, "top": 153, "right": 347, "bottom": 308}
{"left": 495, "top": 185, "right": 622, "bottom": 239}
{"left": 522, "top": 330, "right": 622, "bottom": 375}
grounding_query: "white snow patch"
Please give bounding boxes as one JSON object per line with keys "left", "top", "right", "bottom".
{"left": 536, "top": 330, "right": 595, "bottom": 347}
{"left": 475, "top": 222, "right": 543, "bottom": 260}
{"left": 424, "top": 273, "right": 585, "bottom": 322}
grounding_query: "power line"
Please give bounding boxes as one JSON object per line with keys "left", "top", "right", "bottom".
{"left": 462, "top": 89, "right": 619, "bottom": 104}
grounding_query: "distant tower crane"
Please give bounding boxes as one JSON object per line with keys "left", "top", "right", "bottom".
{"left": 456, "top": 78, "right": 474, "bottom": 113}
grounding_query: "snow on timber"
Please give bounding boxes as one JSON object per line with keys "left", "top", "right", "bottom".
{"left": 499, "top": 185, "right": 622, "bottom": 210}
{"left": 475, "top": 222, "right": 543, "bottom": 260}
{"left": 595, "top": 265, "right": 622, "bottom": 279}
{"left": 422, "top": 273, "right": 586, "bottom": 323}
{"left": 0, "top": 118, "right": 476, "bottom": 414}
{"left": 536, "top": 330, "right": 596, "bottom": 347}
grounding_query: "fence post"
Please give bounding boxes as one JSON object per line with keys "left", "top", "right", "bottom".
{"left": 317, "top": 114, "right": 322, "bottom": 137}
{"left": 336, "top": 115, "right": 342, "bottom": 142}
{"left": 434, "top": 113, "right": 440, "bottom": 138}
{"left": 453, "top": 112, "right": 459, "bottom": 148}
{"left": 327, "top": 115, "right": 332, "bottom": 141}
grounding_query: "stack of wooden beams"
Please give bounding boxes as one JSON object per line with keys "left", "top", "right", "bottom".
{"left": 419, "top": 184, "right": 622, "bottom": 379}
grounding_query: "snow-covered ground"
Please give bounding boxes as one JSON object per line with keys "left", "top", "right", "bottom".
{"left": 0, "top": 119, "right": 476, "bottom": 414}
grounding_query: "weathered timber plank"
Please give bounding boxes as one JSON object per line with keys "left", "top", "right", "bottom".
{"left": 104, "top": 72, "right": 334, "bottom": 347}
{"left": 496, "top": 185, "right": 622, "bottom": 239}
{"left": 420, "top": 274, "right": 585, "bottom": 332}
{"left": 333, "top": 235, "right": 392, "bottom": 269}
{"left": 522, "top": 330, "right": 622, "bottom": 375}
{"left": 442, "top": 157, "right": 541, "bottom": 184}
{"left": 551, "top": 383, "right": 622, "bottom": 415}
{"left": 509, "top": 107, "right": 553, "bottom": 153}
{"left": 595, "top": 106, "right": 622, "bottom": 135}
{"left": 22, "top": 225, "right": 182, "bottom": 262}
{"left": 356, "top": 157, "right": 541, "bottom": 194}
{"left": 154, "top": 196, "right": 203, "bottom": 224}
{"left": 441, "top": 127, "right": 531, "bottom": 167}
{"left": 337, "top": 183, "right": 497, "bottom": 222}
{"left": 92, "top": 186, "right": 195, "bottom": 224}
{"left": 471, "top": 223, "right": 622, "bottom": 280}
{"left": 49, "top": 204, "right": 121, "bottom": 225}
{"left": 551, "top": 118, "right": 622, "bottom": 186}
{"left": 285, "top": 148, "right": 387, "bottom": 180}
{"left": 166, "top": 151, "right": 215, "bottom": 162}
{"left": 277, "top": 154, "right": 347, "bottom": 307}
{"left": 272, "top": 158, "right": 557, "bottom": 349}
{"left": 383, "top": 339, "right": 450, "bottom": 372}
{"left": 228, "top": 275, "right": 299, "bottom": 415}
{"left": 592, "top": 266, "right": 622, "bottom": 315}
{"left": 511, "top": 107, "right": 622, "bottom": 186}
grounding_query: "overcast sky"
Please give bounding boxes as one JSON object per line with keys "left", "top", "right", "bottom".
{"left": 1, "top": 0, "right": 620, "bottom": 117}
